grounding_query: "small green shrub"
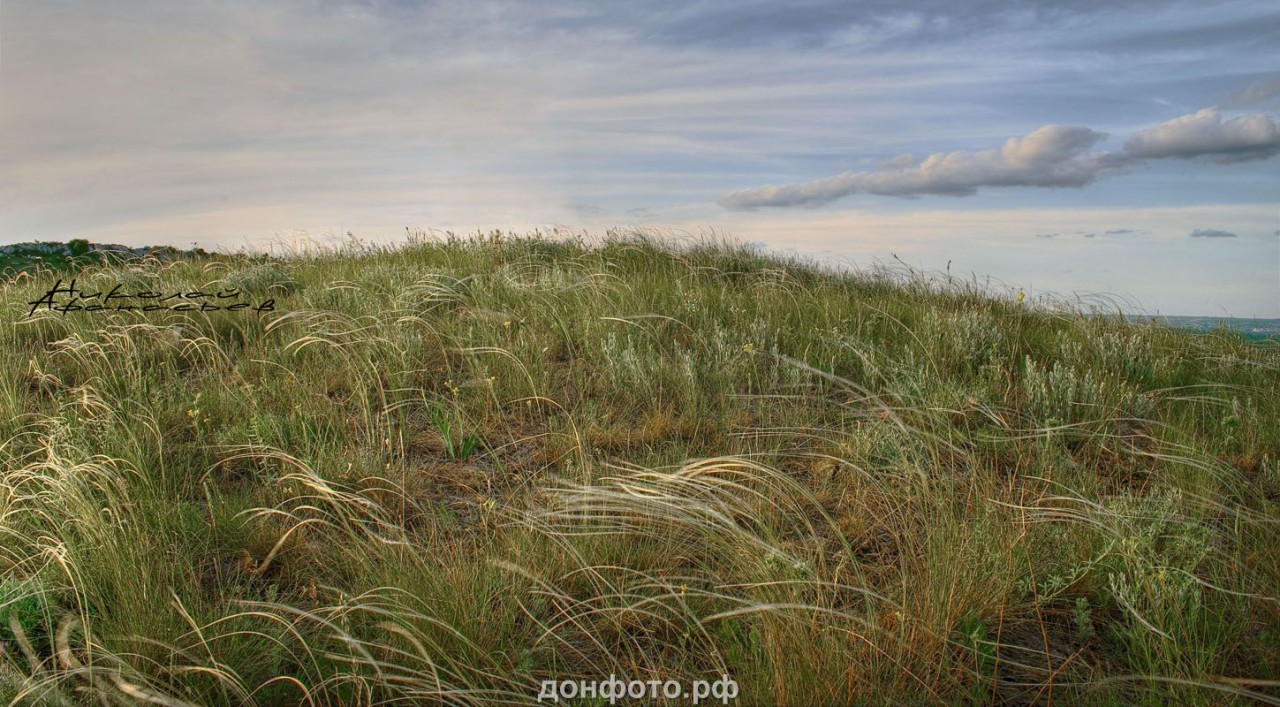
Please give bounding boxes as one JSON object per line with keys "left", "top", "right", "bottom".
{"left": 429, "top": 400, "right": 482, "bottom": 460}
{"left": 0, "top": 577, "right": 53, "bottom": 660}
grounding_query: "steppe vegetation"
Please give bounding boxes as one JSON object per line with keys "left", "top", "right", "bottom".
{"left": 0, "top": 230, "right": 1277, "bottom": 705}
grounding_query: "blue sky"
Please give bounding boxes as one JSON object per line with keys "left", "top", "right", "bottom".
{"left": 3, "top": 0, "right": 1278, "bottom": 316}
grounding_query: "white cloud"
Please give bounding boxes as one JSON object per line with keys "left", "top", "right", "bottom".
{"left": 1123, "top": 108, "right": 1280, "bottom": 163}
{"left": 718, "top": 125, "right": 1121, "bottom": 208}
{"left": 720, "top": 108, "right": 1280, "bottom": 209}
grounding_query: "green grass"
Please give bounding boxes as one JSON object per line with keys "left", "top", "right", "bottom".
{"left": 0, "top": 229, "right": 1277, "bottom": 705}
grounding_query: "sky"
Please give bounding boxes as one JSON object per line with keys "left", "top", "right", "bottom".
{"left": 2, "top": 0, "right": 1278, "bottom": 316}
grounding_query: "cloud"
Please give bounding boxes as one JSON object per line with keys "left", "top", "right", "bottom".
{"left": 565, "top": 203, "right": 604, "bottom": 217}
{"left": 1077, "top": 13, "right": 1280, "bottom": 55}
{"left": 1225, "top": 74, "right": 1280, "bottom": 108}
{"left": 1123, "top": 109, "right": 1280, "bottom": 163}
{"left": 1077, "top": 228, "right": 1146, "bottom": 240}
{"left": 719, "top": 125, "right": 1121, "bottom": 208}
{"left": 1189, "top": 228, "right": 1238, "bottom": 238}
{"left": 719, "top": 108, "right": 1280, "bottom": 209}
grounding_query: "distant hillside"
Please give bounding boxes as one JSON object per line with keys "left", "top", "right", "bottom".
{"left": 0, "top": 239, "right": 208, "bottom": 277}
{"left": 1155, "top": 315, "right": 1280, "bottom": 342}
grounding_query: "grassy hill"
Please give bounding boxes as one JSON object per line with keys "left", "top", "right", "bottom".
{"left": 1, "top": 231, "right": 1277, "bottom": 705}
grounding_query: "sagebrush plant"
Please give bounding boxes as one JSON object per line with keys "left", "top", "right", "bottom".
{"left": 0, "top": 228, "right": 1277, "bottom": 705}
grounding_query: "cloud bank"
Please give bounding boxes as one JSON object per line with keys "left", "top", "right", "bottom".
{"left": 1124, "top": 109, "right": 1280, "bottom": 163}
{"left": 720, "top": 125, "right": 1122, "bottom": 208}
{"left": 720, "top": 108, "right": 1280, "bottom": 209}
